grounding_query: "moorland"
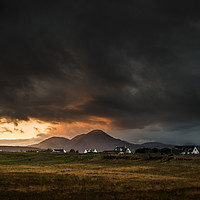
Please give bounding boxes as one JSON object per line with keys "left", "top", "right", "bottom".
{"left": 0, "top": 152, "right": 200, "bottom": 200}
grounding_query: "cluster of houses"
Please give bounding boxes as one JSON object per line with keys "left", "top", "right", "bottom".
{"left": 84, "top": 149, "right": 98, "bottom": 153}
{"left": 3, "top": 145, "right": 198, "bottom": 155}
{"left": 103, "top": 146, "right": 132, "bottom": 154}
{"left": 51, "top": 145, "right": 200, "bottom": 155}
{"left": 172, "top": 146, "right": 199, "bottom": 155}
{"left": 51, "top": 146, "right": 132, "bottom": 154}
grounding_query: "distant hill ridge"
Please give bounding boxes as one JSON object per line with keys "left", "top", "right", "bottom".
{"left": 0, "top": 146, "right": 40, "bottom": 152}
{"left": 30, "top": 129, "right": 172, "bottom": 152}
{"left": 141, "top": 142, "right": 173, "bottom": 149}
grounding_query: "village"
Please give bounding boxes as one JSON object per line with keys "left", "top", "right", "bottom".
{"left": 43, "top": 145, "right": 200, "bottom": 155}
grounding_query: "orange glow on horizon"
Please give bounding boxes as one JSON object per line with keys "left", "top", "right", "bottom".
{"left": 0, "top": 118, "right": 52, "bottom": 140}
{"left": 0, "top": 116, "right": 114, "bottom": 141}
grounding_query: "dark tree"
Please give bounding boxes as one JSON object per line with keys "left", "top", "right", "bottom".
{"left": 152, "top": 148, "right": 159, "bottom": 153}
{"left": 159, "top": 148, "right": 171, "bottom": 155}
{"left": 135, "top": 148, "right": 146, "bottom": 153}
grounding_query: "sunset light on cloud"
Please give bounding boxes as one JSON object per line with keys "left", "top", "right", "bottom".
{"left": 1, "top": 2, "right": 200, "bottom": 199}
{"left": 0, "top": 1, "right": 200, "bottom": 145}
{"left": 0, "top": 118, "right": 52, "bottom": 140}
{"left": 0, "top": 116, "right": 112, "bottom": 145}
{"left": 48, "top": 117, "right": 112, "bottom": 139}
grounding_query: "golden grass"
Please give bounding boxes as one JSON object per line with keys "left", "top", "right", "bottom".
{"left": 0, "top": 153, "right": 200, "bottom": 199}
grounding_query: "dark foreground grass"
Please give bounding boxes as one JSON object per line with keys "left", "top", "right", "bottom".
{"left": 0, "top": 152, "right": 200, "bottom": 200}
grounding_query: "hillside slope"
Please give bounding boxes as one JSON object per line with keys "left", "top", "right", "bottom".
{"left": 31, "top": 130, "right": 142, "bottom": 152}
{"left": 31, "top": 130, "right": 173, "bottom": 152}
{"left": 31, "top": 137, "right": 70, "bottom": 149}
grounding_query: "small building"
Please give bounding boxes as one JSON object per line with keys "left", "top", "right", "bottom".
{"left": 172, "top": 146, "right": 199, "bottom": 155}
{"left": 52, "top": 149, "right": 66, "bottom": 153}
{"left": 114, "top": 146, "right": 132, "bottom": 154}
{"left": 84, "top": 149, "right": 98, "bottom": 153}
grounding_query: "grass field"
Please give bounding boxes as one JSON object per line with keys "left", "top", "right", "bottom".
{"left": 0, "top": 152, "right": 200, "bottom": 200}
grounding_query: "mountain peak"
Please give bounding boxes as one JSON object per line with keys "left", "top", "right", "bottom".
{"left": 31, "top": 130, "right": 172, "bottom": 153}
{"left": 87, "top": 129, "right": 106, "bottom": 135}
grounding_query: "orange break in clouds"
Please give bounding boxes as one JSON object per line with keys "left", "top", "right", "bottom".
{"left": 0, "top": 116, "right": 114, "bottom": 140}
{"left": 65, "top": 96, "right": 94, "bottom": 110}
{"left": 0, "top": 118, "right": 52, "bottom": 140}
{"left": 43, "top": 116, "right": 113, "bottom": 139}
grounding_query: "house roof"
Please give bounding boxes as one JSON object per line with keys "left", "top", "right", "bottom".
{"left": 53, "top": 149, "right": 65, "bottom": 151}
{"left": 85, "top": 149, "right": 97, "bottom": 152}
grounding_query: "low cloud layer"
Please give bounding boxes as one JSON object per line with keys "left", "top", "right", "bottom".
{"left": 0, "top": 1, "right": 200, "bottom": 139}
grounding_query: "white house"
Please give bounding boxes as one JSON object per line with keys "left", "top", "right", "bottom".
{"left": 114, "top": 146, "right": 132, "bottom": 154}
{"left": 52, "top": 149, "right": 66, "bottom": 153}
{"left": 84, "top": 149, "right": 98, "bottom": 153}
{"left": 174, "top": 146, "right": 199, "bottom": 155}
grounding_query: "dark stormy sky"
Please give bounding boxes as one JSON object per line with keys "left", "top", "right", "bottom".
{"left": 0, "top": 0, "right": 200, "bottom": 145}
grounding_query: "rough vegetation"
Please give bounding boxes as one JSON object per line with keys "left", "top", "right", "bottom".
{"left": 0, "top": 152, "right": 200, "bottom": 200}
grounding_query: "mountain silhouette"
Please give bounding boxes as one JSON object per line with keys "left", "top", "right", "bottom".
{"left": 31, "top": 129, "right": 171, "bottom": 152}
{"left": 65, "top": 129, "right": 142, "bottom": 152}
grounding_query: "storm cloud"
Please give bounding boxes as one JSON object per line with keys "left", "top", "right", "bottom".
{"left": 0, "top": 0, "right": 200, "bottom": 133}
